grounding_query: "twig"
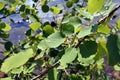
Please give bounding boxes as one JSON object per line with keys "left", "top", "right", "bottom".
{"left": 0, "top": 12, "right": 19, "bottom": 20}
{"left": 74, "top": 4, "right": 120, "bottom": 48}
{"left": 74, "top": 36, "right": 89, "bottom": 48}
{"left": 97, "top": 4, "right": 120, "bottom": 25}
{"left": 31, "top": 61, "right": 60, "bottom": 80}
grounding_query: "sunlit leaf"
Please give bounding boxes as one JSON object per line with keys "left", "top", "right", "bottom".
{"left": 46, "top": 31, "right": 65, "bottom": 48}
{"left": 1, "top": 49, "right": 34, "bottom": 73}
{"left": 29, "top": 22, "right": 41, "bottom": 31}
{"left": 114, "top": 64, "right": 120, "bottom": 71}
{"left": 78, "top": 41, "right": 97, "bottom": 66}
{"left": 98, "top": 23, "right": 110, "bottom": 34}
{"left": 70, "top": 74, "right": 82, "bottom": 80}
{"left": 0, "top": 0, "right": 16, "bottom": 4}
{"left": 1, "top": 77, "right": 13, "bottom": 80}
{"left": 117, "top": 18, "right": 120, "bottom": 30}
{"left": 62, "top": 15, "right": 70, "bottom": 24}
{"left": 78, "top": 51, "right": 95, "bottom": 66}
{"left": 94, "top": 39, "right": 108, "bottom": 60}
{"left": 11, "top": 67, "right": 23, "bottom": 74}
{"left": 88, "top": 0, "right": 105, "bottom": 14}
{"left": 41, "top": 0, "right": 47, "bottom": 5}
{"left": 77, "top": 26, "right": 92, "bottom": 38}
{"left": 75, "top": 7, "right": 93, "bottom": 20}
{"left": 51, "top": 6, "right": 61, "bottom": 14}
{"left": 96, "top": 58, "right": 104, "bottom": 69}
{"left": 38, "top": 39, "right": 49, "bottom": 50}
{"left": 28, "top": 14, "right": 40, "bottom": 22}
{"left": 60, "top": 48, "right": 77, "bottom": 65}
{"left": 0, "top": 3, "right": 4, "bottom": 10}
{"left": 0, "top": 23, "right": 11, "bottom": 31}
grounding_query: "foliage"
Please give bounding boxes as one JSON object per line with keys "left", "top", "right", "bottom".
{"left": 0, "top": 0, "right": 120, "bottom": 79}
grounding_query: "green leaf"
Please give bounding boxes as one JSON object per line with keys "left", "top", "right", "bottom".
{"left": 66, "top": 1, "right": 73, "bottom": 8}
{"left": 20, "top": 5, "right": 26, "bottom": 12}
{"left": 1, "top": 49, "right": 34, "bottom": 73}
{"left": 77, "top": 43, "right": 96, "bottom": 66}
{"left": 70, "top": 74, "right": 82, "bottom": 80}
{"left": 0, "top": 0, "right": 15, "bottom": 4}
{"left": 0, "top": 30, "right": 9, "bottom": 38}
{"left": 23, "top": 63, "right": 36, "bottom": 74}
{"left": 11, "top": 67, "right": 23, "bottom": 74}
{"left": 61, "top": 24, "right": 74, "bottom": 36}
{"left": 48, "top": 68, "right": 57, "bottom": 80}
{"left": 29, "top": 22, "right": 41, "bottom": 31}
{"left": 78, "top": 51, "right": 95, "bottom": 66}
{"left": 25, "top": 29, "right": 32, "bottom": 36}
{"left": 28, "top": 14, "right": 40, "bottom": 22}
{"left": 106, "top": 34, "right": 120, "bottom": 66}
{"left": 0, "top": 3, "right": 4, "bottom": 10}
{"left": 98, "top": 23, "right": 110, "bottom": 34}
{"left": 62, "top": 15, "right": 70, "bottom": 24}
{"left": 117, "top": 18, "right": 120, "bottom": 30}
{"left": 43, "top": 25, "right": 54, "bottom": 36}
{"left": 60, "top": 48, "right": 77, "bottom": 65}
{"left": 77, "top": 26, "right": 92, "bottom": 38}
{"left": 117, "top": 34, "right": 120, "bottom": 50}
{"left": 46, "top": 31, "right": 65, "bottom": 48}
{"left": 0, "top": 23, "right": 11, "bottom": 31}
{"left": 51, "top": 6, "right": 61, "bottom": 14}
{"left": 72, "top": 0, "right": 79, "bottom": 3}
{"left": 88, "top": 0, "right": 105, "bottom": 14}
{"left": 3, "top": 23, "right": 11, "bottom": 31}
{"left": 75, "top": 7, "right": 93, "bottom": 20}
{"left": 38, "top": 32, "right": 65, "bottom": 49}
{"left": 94, "top": 38, "right": 108, "bottom": 60}
{"left": 79, "top": 40, "right": 97, "bottom": 58}
{"left": 42, "top": 5, "right": 49, "bottom": 13}
{"left": 4, "top": 41, "right": 13, "bottom": 51}
{"left": 41, "top": 0, "right": 47, "bottom": 5}
{"left": 114, "top": 64, "right": 120, "bottom": 71}
{"left": 1, "top": 77, "right": 13, "bottom": 80}
{"left": 69, "top": 16, "right": 81, "bottom": 28}
{"left": 38, "top": 39, "right": 49, "bottom": 50}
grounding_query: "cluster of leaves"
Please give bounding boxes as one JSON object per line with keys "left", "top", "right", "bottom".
{"left": 0, "top": 0, "right": 120, "bottom": 80}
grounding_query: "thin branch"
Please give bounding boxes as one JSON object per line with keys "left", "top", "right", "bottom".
{"left": 0, "top": 12, "right": 19, "bottom": 20}
{"left": 31, "top": 61, "right": 60, "bottom": 80}
{"left": 74, "top": 36, "right": 89, "bottom": 48}
{"left": 97, "top": 4, "right": 120, "bottom": 25}
{"left": 74, "top": 4, "right": 120, "bottom": 48}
